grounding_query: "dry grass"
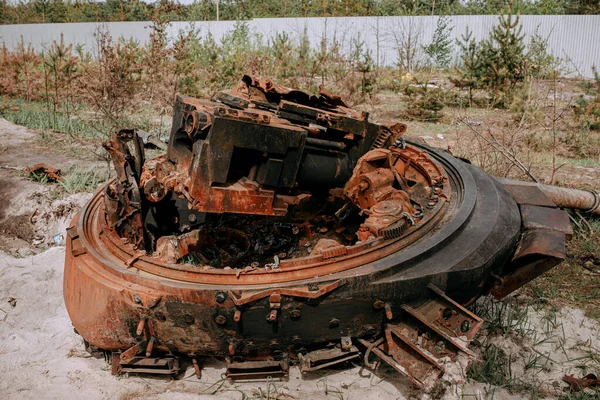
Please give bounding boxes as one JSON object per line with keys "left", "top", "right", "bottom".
{"left": 523, "top": 214, "right": 600, "bottom": 321}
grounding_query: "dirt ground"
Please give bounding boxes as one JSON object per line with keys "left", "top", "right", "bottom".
{"left": 0, "top": 116, "right": 599, "bottom": 399}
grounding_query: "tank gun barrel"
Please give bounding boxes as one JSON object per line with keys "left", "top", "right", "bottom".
{"left": 496, "top": 178, "right": 600, "bottom": 215}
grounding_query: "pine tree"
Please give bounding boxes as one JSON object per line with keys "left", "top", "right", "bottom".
{"left": 483, "top": 5, "right": 526, "bottom": 92}
{"left": 423, "top": 15, "right": 453, "bottom": 69}
{"left": 454, "top": 26, "right": 483, "bottom": 105}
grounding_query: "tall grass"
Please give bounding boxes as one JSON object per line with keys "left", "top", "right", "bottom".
{"left": 58, "top": 167, "right": 107, "bottom": 194}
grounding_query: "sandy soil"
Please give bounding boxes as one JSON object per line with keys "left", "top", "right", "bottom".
{"left": 0, "top": 118, "right": 102, "bottom": 256}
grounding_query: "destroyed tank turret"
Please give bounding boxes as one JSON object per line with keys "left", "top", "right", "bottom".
{"left": 63, "top": 76, "right": 600, "bottom": 388}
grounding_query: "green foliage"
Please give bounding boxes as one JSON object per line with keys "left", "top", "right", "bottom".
{"left": 573, "top": 66, "right": 600, "bottom": 132}
{"left": 453, "top": 7, "right": 528, "bottom": 107}
{"left": 400, "top": 78, "right": 445, "bottom": 122}
{"left": 349, "top": 34, "right": 376, "bottom": 97}
{"left": 2, "top": 0, "right": 598, "bottom": 25}
{"left": 28, "top": 170, "right": 49, "bottom": 184}
{"left": 472, "top": 295, "right": 534, "bottom": 336}
{"left": 423, "top": 16, "right": 453, "bottom": 69}
{"left": 86, "top": 29, "right": 143, "bottom": 133}
{"left": 58, "top": 167, "right": 106, "bottom": 194}
{"left": 468, "top": 344, "right": 512, "bottom": 386}
{"left": 1, "top": 7, "right": 387, "bottom": 135}
{"left": 468, "top": 342, "right": 540, "bottom": 395}
{"left": 527, "top": 25, "right": 559, "bottom": 78}
{"left": 0, "top": 98, "right": 99, "bottom": 137}
{"left": 559, "top": 391, "right": 600, "bottom": 400}
{"left": 271, "top": 32, "right": 295, "bottom": 79}
{"left": 482, "top": 7, "right": 527, "bottom": 93}
{"left": 453, "top": 27, "right": 483, "bottom": 105}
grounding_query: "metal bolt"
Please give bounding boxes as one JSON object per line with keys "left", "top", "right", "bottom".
{"left": 188, "top": 213, "right": 197, "bottom": 223}
{"left": 435, "top": 340, "right": 446, "bottom": 353}
{"left": 215, "top": 315, "right": 227, "bottom": 325}
{"left": 290, "top": 309, "right": 301, "bottom": 319}
{"left": 329, "top": 318, "right": 340, "bottom": 328}
{"left": 442, "top": 308, "right": 453, "bottom": 320}
{"left": 384, "top": 304, "right": 393, "bottom": 320}
{"left": 136, "top": 317, "right": 146, "bottom": 336}
{"left": 183, "top": 314, "right": 195, "bottom": 324}
{"left": 373, "top": 300, "right": 385, "bottom": 309}
{"left": 266, "top": 309, "right": 278, "bottom": 322}
{"left": 363, "top": 326, "right": 377, "bottom": 337}
{"left": 461, "top": 320, "right": 471, "bottom": 333}
{"left": 292, "top": 336, "right": 302, "bottom": 345}
{"left": 215, "top": 291, "right": 227, "bottom": 303}
{"left": 145, "top": 337, "right": 155, "bottom": 357}
{"left": 341, "top": 336, "right": 352, "bottom": 351}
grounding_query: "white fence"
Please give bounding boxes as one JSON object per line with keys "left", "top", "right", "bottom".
{"left": 1, "top": 15, "right": 598, "bottom": 77}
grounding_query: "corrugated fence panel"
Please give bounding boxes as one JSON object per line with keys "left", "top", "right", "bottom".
{"left": 1, "top": 16, "right": 598, "bottom": 77}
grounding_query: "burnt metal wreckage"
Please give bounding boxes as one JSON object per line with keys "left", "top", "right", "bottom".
{"left": 63, "top": 75, "right": 600, "bottom": 389}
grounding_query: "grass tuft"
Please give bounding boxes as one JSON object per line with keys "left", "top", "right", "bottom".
{"left": 58, "top": 167, "right": 107, "bottom": 194}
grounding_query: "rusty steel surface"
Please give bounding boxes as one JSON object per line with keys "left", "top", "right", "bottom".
{"left": 63, "top": 76, "right": 577, "bottom": 390}
{"left": 27, "top": 163, "right": 63, "bottom": 182}
{"left": 498, "top": 177, "right": 600, "bottom": 215}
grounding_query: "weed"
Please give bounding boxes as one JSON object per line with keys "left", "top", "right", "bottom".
{"left": 468, "top": 343, "right": 540, "bottom": 395}
{"left": 559, "top": 390, "right": 600, "bottom": 400}
{"left": 398, "top": 75, "right": 445, "bottom": 122}
{"left": 58, "top": 167, "right": 107, "bottom": 194}
{"left": 0, "top": 98, "right": 99, "bottom": 138}
{"left": 524, "top": 214, "right": 600, "bottom": 321}
{"left": 468, "top": 344, "right": 511, "bottom": 386}
{"left": 472, "top": 296, "right": 532, "bottom": 336}
{"left": 178, "top": 254, "right": 200, "bottom": 265}
{"left": 239, "top": 377, "right": 289, "bottom": 400}
{"left": 527, "top": 25, "right": 561, "bottom": 79}
{"left": 28, "top": 170, "right": 49, "bottom": 184}
{"left": 524, "top": 352, "right": 545, "bottom": 372}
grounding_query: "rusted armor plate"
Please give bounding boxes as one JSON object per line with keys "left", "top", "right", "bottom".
{"left": 503, "top": 184, "right": 557, "bottom": 207}
{"left": 520, "top": 204, "right": 573, "bottom": 239}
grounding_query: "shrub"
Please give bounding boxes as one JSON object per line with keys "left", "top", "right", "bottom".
{"left": 400, "top": 77, "right": 445, "bottom": 122}
{"left": 423, "top": 16, "right": 453, "bottom": 69}
{"left": 527, "top": 25, "right": 559, "bottom": 78}
{"left": 453, "top": 7, "right": 528, "bottom": 107}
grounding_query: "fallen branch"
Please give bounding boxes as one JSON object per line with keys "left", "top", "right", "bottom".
{"left": 456, "top": 114, "right": 539, "bottom": 183}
